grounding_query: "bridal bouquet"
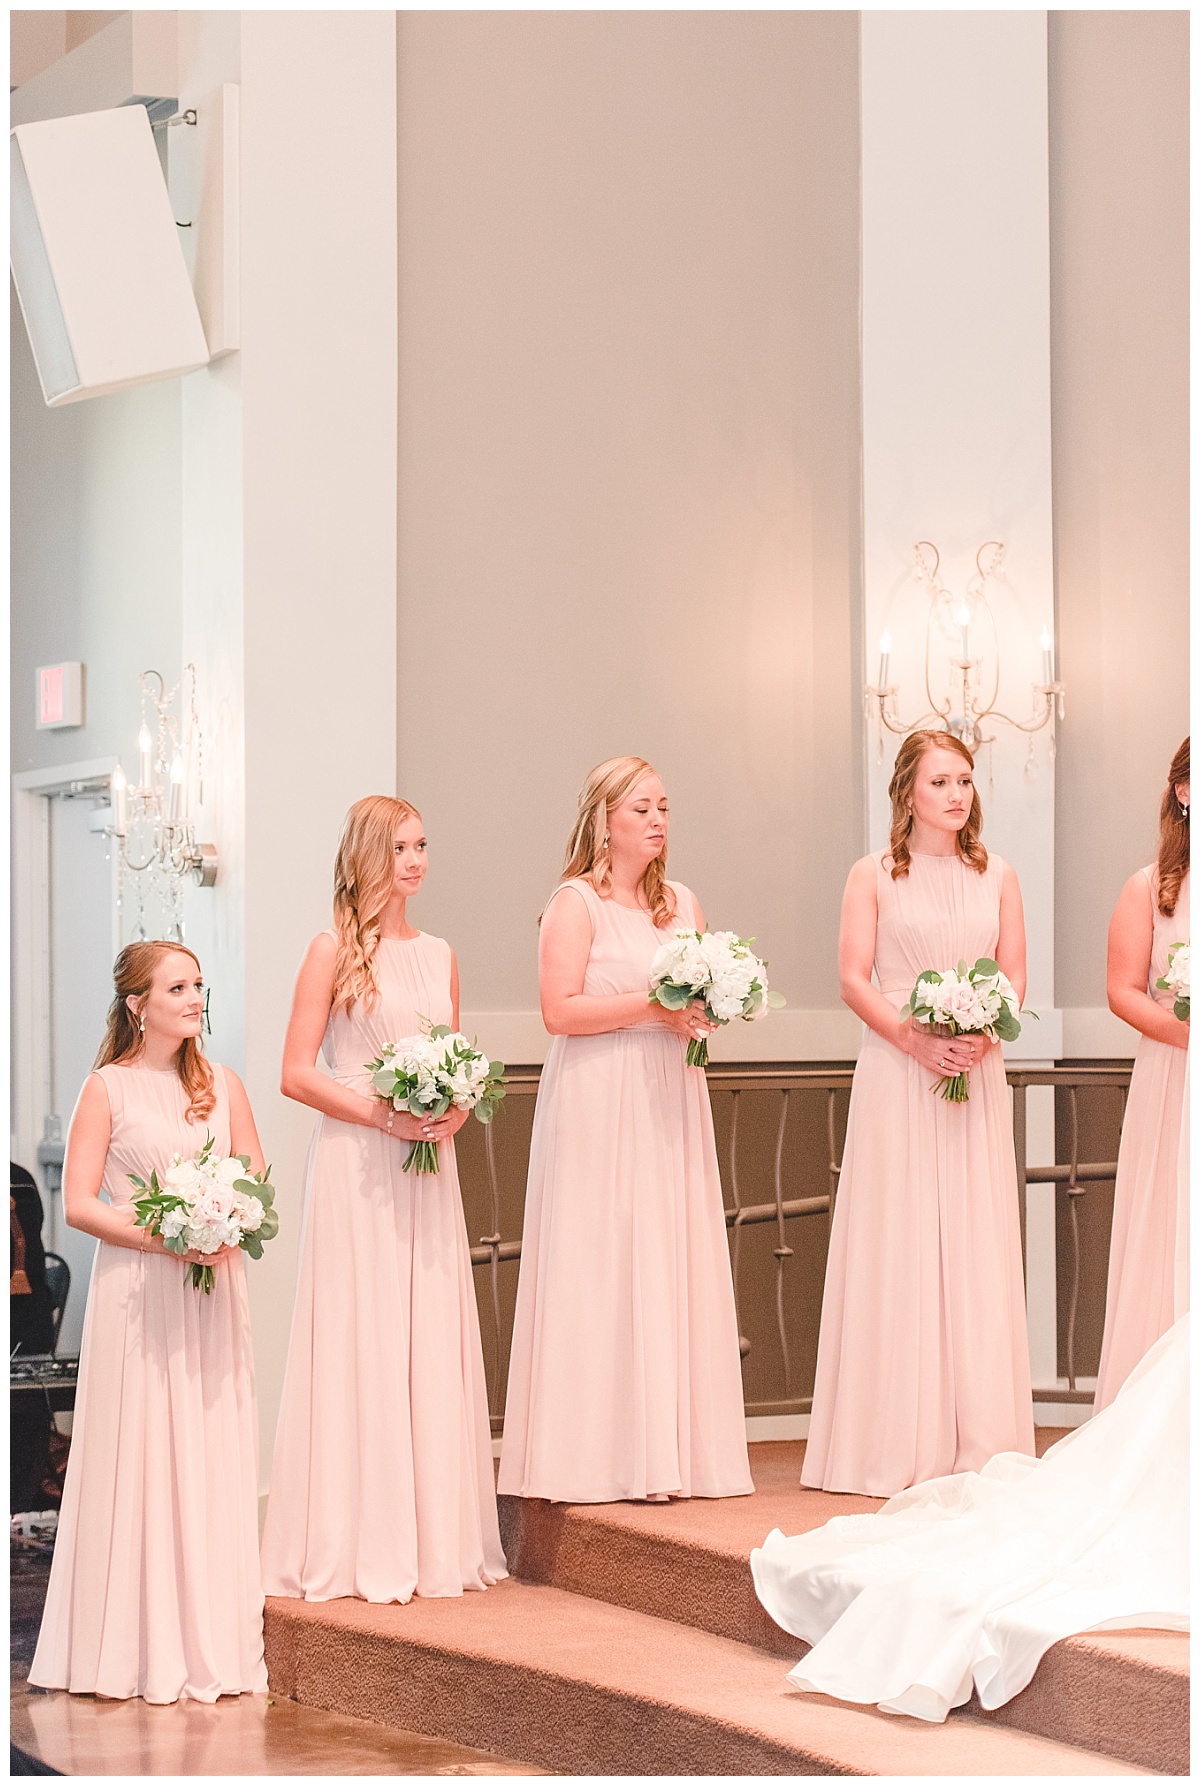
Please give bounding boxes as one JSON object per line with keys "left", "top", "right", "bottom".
{"left": 904, "top": 958, "right": 1030, "bottom": 1103}
{"left": 130, "top": 1134, "right": 279, "bottom": 1293}
{"left": 1157, "top": 941, "right": 1190, "bottom": 1021}
{"left": 366, "top": 1025, "right": 506, "bottom": 1174}
{"left": 649, "top": 929, "right": 782, "bottom": 1068}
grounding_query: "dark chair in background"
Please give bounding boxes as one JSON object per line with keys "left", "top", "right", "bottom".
{"left": 41, "top": 1254, "right": 70, "bottom": 1355}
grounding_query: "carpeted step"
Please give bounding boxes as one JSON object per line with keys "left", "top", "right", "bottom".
{"left": 498, "top": 1440, "right": 1189, "bottom": 1775}
{"left": 265, "top": 1578, "right": 1148, "bottom": 1777}
{"left": 981, "top": 1630, "right": 1190, "bottom": 1778}
{"left": 498, "top": 1439, "right": 855, "bottom": 1657}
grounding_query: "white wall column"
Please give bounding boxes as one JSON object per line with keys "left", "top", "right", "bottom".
{"left": 240, "top": 12, "right": 398, "bottom": 1479}
{"left": 860, "top": 13, "right": 1060, "bottom": 1390}
{"left": 178, "top": 11, "right": 399, "bottom": 1481}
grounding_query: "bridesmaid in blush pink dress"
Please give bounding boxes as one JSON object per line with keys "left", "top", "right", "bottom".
{"left": 803, "top": 731, "right": 1034, "bottom": 1498}
{"left": 261, "top": 796, "right": 505, "bottom": 1602}
{"left": 29, "top": 942, "right": 266, "bottom": 1704}
{"left": 1095, "top": 737, "right": 1190, "bottom": 1409}
{"left": 499, "top": 756, "right": 753, "bottom": 1504}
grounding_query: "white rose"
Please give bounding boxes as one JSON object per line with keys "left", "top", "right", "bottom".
{"left": 235, "top": 1194, "right": 264, "bottom": 1233}
{"left": 164, "top": 1159, "right": 203, "bottom": 1192}
{"left": 196, "top": 1187, "right": 235, "bottom": 1225}
{"left": 214, "top": 1156, "right": 246, "bottom": 1186}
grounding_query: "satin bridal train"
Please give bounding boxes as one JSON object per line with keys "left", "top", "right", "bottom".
{"left": 751, "top": 1313, "right": 1188, "bottom": 1722}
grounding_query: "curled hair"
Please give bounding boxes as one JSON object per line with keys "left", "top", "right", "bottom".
{"left": 557, "top": 756, "right": 675, "bottom": 927}
{"left": 95, "top": 941, "right": 215, "bottom": 1123}
{"left": 887, "top": 730, "right": 988, "bottom": 879}
{"left": 1157, "top": 736, "right": 1190, "bottom": 917}
{"left": 332, "top": 795, "right": 423, "bottom": 1010}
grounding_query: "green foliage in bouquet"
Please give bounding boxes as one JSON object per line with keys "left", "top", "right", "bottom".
{"left": 366, "top": 1026, "right": 507, "bottom": 1175}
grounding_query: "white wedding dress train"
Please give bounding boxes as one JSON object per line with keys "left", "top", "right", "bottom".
{"left": 751, "top": 1062, "right": 1189, "bottom": 1723}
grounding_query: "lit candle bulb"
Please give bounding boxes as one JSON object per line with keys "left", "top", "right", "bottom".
{"left": 1040, "top": 625, "right": 1054, "bottom": 687}
{"left": 168, "top": 751, "right": 185, "bottom": 822}
{"left": 957, "top": 604, "right": 972, "bottom": 662}
{"left": 111, "top": 762, "right": 128, "bottom": 837}
{"left": 138, "top": 723, "right": 153, "bottom": 790}
{"left": 877, "top": 629, "right": 892, "bottom": 690}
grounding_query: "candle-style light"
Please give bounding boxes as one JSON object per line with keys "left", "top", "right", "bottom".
{"left": 864, "top": 541, "right": 1065, "bottom": 761}
{"left": 167, "top": 751, "right": 186, "bottom": 822}
{"left": 107, "top": 666, "right": 219, "bottom": 942}
{"left": 111, "top": 762, "right": 128, "bottom": 837}
{"left": 138, "top": 723, "right": 154, "bottom": 790}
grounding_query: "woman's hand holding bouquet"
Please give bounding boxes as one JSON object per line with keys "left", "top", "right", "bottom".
{"left": 131, "top": 1135, "right": 279, "bottom": 1292}
{"left": 649, "top": 930, "right": 783, "bottom": 1068}
{"left": 366, "top": 1025, "right": 506, "bottom": 1174}
{"left": 1157, "top": 941, "right": 1190, "bottom": 1022}
{"left": 903, "top": 959, "right": 1032, "bottom": 1102}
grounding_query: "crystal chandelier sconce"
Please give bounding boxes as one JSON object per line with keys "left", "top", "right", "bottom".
{"left": 107, "top": 665, "right": 219, "bottom": 942}
{"left": 865, "top": 541, "right": 1065, "bottom": 769}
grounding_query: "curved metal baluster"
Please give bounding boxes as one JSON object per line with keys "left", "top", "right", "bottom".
{"left": 727, "top": 1091, "right": 750, "bottom": 1358}
{"left": 480, "top": 1120, "right": 504, "bottom": 1420}
{"left": 1065, "top": 1086, "right": 1081, "bottom": 1392}
{"left": 773, "top": 1089, "right": 793, "bottom": 1392}
{"left": 826, "top": 1089, "right": 841, "bottom": 1229}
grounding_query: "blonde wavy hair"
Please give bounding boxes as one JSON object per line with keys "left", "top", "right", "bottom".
{"left": 887, "top": 730, "right": 988, "bottom": 880}
{"left": 1157, "top": 736, "right": 1189, "bottom": 918}
{"left": 332, "top": 795, "right": 423, "bottom": 1011}
{"left": 558, "top": 756, "right": 675, "bottom": 927}
{"left": 94, "top": 941, "right": 215, "bottom": 1123}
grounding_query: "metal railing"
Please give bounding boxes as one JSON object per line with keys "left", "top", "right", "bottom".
{"left": 465, "top": 1060, "right": 1131, "bottom": 1427}
{"left": 1008, "top": 1065, "right": 1131, "bottom": 1396}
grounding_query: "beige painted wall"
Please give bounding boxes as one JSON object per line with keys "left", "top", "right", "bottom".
{"left": 1049, "top": 11, "right": 1190, "bottom": 1032}
{"left": 9, "top": 11, "right": 124, "bottom": 85}
{"left": 395, "top": 11, "right": 863, "bottom": 1063}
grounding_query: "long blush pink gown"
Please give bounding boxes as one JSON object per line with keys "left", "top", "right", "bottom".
{"left": 1094, "top": 867, "right": 1189, "bottom": 1410}
{"left": 261, "top": 932, "right": 505, "bottom": 1602}
{"left": 802, "top": 850, "right": 1034, "bottom": 1498}
{"left": 29, "top": 1063, "right": 266, "bottom": 1704}
{"left": 498, "top": 878, "right": 753, "bottom": 1504}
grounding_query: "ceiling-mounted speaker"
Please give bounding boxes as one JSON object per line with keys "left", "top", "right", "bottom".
{"left": 10, "top": 103, "right": 210, "bottom": 406}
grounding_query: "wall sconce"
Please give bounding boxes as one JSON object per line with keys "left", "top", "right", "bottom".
{"left": 866, "top": 541, "right": 1065, "bottom": 768}
{"left": 107, "top": 665, "right": 218, "bottom": 942}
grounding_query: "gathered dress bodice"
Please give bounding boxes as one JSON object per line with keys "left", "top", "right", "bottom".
{"left": 550, "top": 876, "right": 697, "bottom": 1000}
{"left": 872, "top": 849, "right": 1005, "bottom": 1008}
{"left": 96, "top": 1062, "right": 230, "bottom": 1212}
{"left": 1143, "top": 866, "right": 1189, "bottom": 1009}
{"left": 321, "top": 932, "right": 455, "bottom": 1093}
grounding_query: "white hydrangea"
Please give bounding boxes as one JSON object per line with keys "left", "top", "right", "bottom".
{"left": 649, "top": 928, "right": 778, "bottom": 1062}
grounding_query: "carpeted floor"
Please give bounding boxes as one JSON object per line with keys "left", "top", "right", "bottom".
{"left": 10, "top": 1532, "right": 543, "bottom": 1776}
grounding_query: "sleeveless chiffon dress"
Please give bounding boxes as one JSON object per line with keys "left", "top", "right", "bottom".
{"left": 1094, "top": 867, "right": 1189, "bottom": 1410}
{"left": 802, "top": 850, "right": 1034, "bottom": 1498}
{"left": 29, "top": 1063, "right": 266, "bottom": 1704}
{"left": 261, "top": 932, "right": 506, "bottom": 1602}
{"left": 498, "top": 878, "right": 753, "bottom": 1503}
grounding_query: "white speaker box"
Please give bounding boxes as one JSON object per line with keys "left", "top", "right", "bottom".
{"left": 10, "top": 103, "right": 211, "bottom": 406}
